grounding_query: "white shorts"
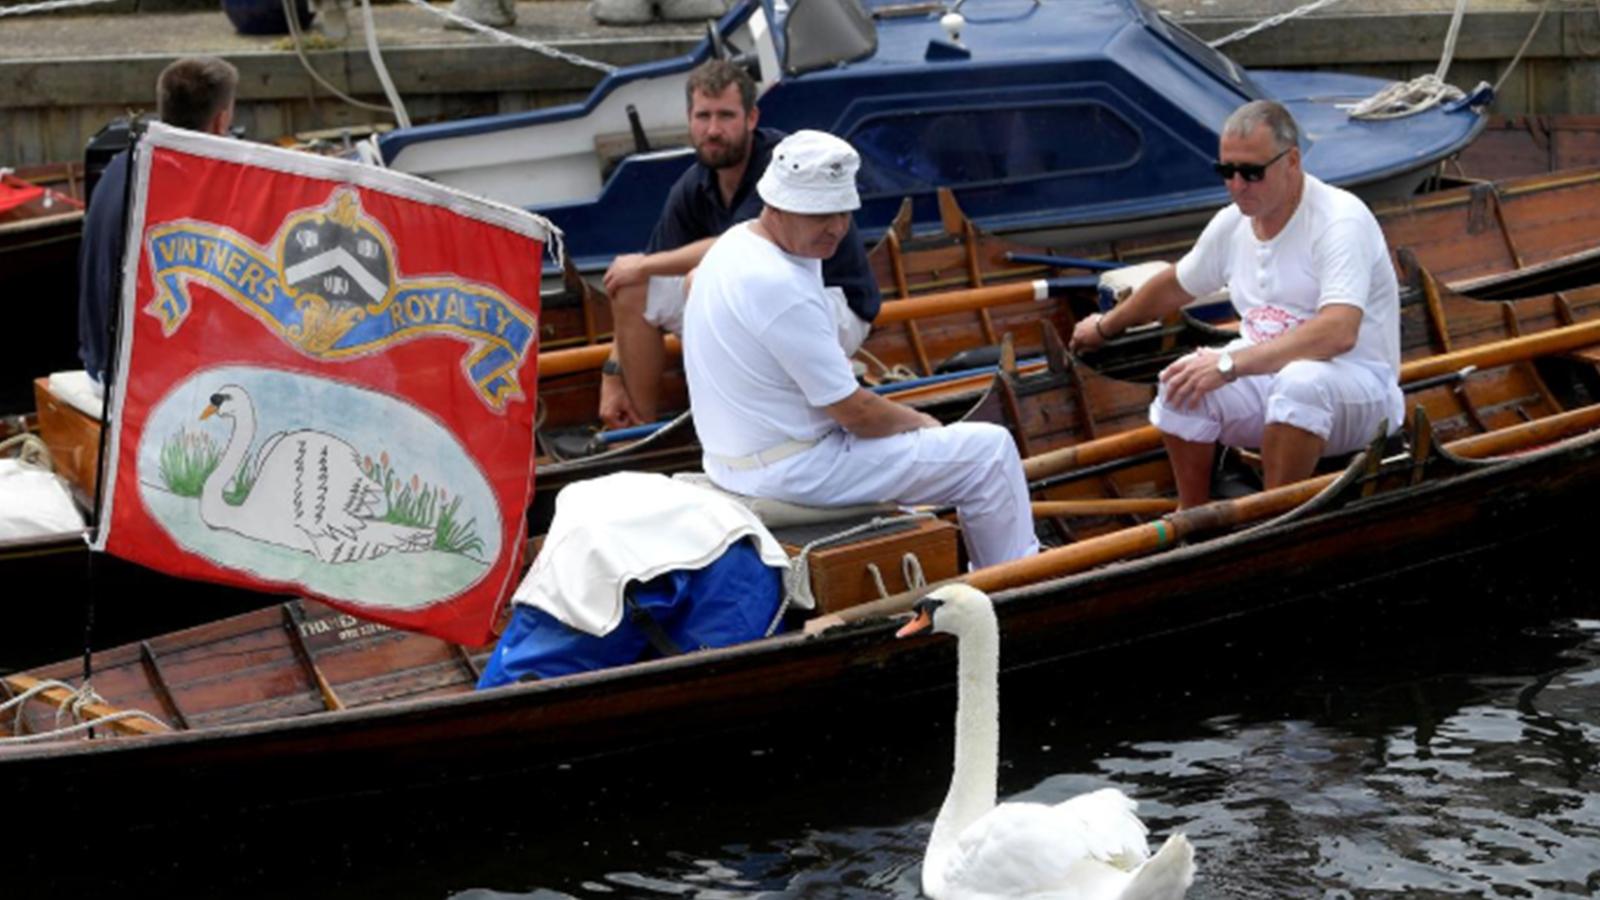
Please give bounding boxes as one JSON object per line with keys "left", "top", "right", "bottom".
{"left": 646, "top": 275, "right": 870, "bottom": 355}
{"left": 1150, "top": 344, "right": 1404, "bottom": 455}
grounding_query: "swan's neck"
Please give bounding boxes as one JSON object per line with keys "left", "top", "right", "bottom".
{"left": 200, "top": 409, "right": 252, "bottom": 529}
{"left": 927, "top": 612, "right": 1000, "bottom": 881}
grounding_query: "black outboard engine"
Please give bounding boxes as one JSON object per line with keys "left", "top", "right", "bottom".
{"left": 82, "top": 115, "right": 152, "bottom": 206}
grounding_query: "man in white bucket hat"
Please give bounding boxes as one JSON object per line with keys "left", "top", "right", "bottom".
{"left": 682, "top": 130, "right": 1038, "bottom": 569}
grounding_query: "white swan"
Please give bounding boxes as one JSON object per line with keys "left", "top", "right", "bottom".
{"left": 897, "top": 583, "right": 1196, "bottom": 900}
{"left": 198, "top": 383, "right": 434, "bottom": 563}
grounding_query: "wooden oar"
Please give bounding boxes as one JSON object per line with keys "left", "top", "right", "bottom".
{"left": 1024, "top": 316, "right": 1600, "bottom": 483}
{"left": 1031, "top": 498, "right": 1178, "bottom": 518}
{"left": 813, "top": 399, "right": 1600, "bottom": 632}
{"left": 537, "top": 278, "right": 1084, "bottom": 378}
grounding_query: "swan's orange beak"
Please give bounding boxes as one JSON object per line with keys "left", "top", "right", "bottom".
{"left": 199, "top": 405, "right": 218, "bottom": 421}
{"left": 895, "top": 608, "right": 932, "bottom": 639}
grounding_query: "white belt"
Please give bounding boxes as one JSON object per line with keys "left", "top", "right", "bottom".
{"left": 705, "top": 438, "right": 821, "bottom": 471}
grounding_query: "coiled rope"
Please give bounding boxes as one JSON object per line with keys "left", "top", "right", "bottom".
{"left": 1338, "top": 0, "right": 1474, "bottom": 120}
{"left": 0, "top": 677, "right": 170, "bottom": 743}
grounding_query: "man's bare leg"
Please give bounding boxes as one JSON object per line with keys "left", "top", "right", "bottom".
{"left": 1162, "top": 433, "right": 1217, "bottom": 509}
{"left": 601, "top": 281, "right": 667, "bottom": 427}
{"left": 1260, "top": 422, "right": 1326, "bottom": 488}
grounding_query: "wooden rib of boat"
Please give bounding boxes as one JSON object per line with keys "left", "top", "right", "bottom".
{"left": 9, "top": 265, "right": 1600, "bottom": 822}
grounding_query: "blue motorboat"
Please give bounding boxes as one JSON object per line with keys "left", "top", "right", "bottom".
{"left": 375, "top": 0, "right": 1487, "bottom": 273}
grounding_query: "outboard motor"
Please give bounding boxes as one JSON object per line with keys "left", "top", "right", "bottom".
{"left": 82, "top": 115, "right": 152, "bottom": 206}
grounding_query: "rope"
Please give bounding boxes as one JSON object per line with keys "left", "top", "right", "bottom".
{"left": 1340, "top": 0, "right": 1475, "bottom": 120}
{"left": 0, "top": 677, "right": 170, "bottom": 741}
{"left": 2, "top": 678, "right": 74, "bottom": 736}
{"left": 281, "top": 0, "right": 398, "bottom": 115}
{"left": 356, "top": 0, "right": 412, "bottom": 128}
{"left": 1491, "top": 0, "right": 1553, "bottom": 95}
{"left": 1206, "top": 0, "right": 1347, "bottom": 50}
{"left": 864, "top": 562, "right": 890, "bottom": 600}
{"left": 394, "top": 0, "right": 619, "bottom": 75}
{"left": 780, "top": 512, "right": 935, "bottom": 632}
{"left": 0, "top": 433, "right": 54, "bottom": 472}
{"left": 853, "top": 347, "right": 918, "bottom": 384}
{"left": 901, "top": 551, "right": 926, "bottom": 590}
{"left": 0, "top": 712, "right": 171, "bottom": 744}
{"left": 0, "top": 0, "right": 116, "bottom": 16}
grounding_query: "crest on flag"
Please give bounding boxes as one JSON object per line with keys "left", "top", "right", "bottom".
{"left": 95, "top": 123, "right": 554, "bottom": 646}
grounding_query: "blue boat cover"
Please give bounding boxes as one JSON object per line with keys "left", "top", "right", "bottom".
{"left": 476, "top": 536, "right": 784, "bottom": 687}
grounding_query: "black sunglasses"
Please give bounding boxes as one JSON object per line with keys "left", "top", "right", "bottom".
{"left": 1212, "top": 146, "right": 1292, "bottom": 183}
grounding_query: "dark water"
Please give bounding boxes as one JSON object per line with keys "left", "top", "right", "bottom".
{"left": 19, "top": 534, "right": 1600, "bottom": 899}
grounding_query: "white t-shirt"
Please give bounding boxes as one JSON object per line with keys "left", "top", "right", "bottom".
{"left": 1175, "top": 174, "right": 1400, "bottom": 384}
{"left": 683, "top": 223, "right": 860, "bottom": 458}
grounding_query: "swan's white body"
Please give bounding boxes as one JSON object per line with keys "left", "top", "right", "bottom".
{"left": 199, "top": 384, "right": 433, "bottom": 563}
{"left": 905, "top": 584, "right": 1195, "bottom": 900}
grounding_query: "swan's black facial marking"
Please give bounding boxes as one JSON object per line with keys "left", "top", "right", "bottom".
{"left": 912, "top": 596, "right": 946, "bottom": 619}
{"left": 209, "top": 392, "right": 232, "bottom": 408}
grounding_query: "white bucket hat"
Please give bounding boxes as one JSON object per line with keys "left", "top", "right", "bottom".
{"left": 757, "top": 130, "right": 861, "bottom": 214}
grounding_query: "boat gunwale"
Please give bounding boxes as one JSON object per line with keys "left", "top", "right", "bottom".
{"left": 8, "top": 417, "right": 1600, "bottom": 767}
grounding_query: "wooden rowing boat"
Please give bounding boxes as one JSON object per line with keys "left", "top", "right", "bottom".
{"left": 2, "top": 164, "right": 85, "bottom": 415}
{"left": 8, "top": 268, "right": 1600, "bottom": 824}
{"left": 17, "top": 163, "right": 1600, "bottom": 659}
{"left": 1447, "top": 115, "right": 1600, "bottom": 182}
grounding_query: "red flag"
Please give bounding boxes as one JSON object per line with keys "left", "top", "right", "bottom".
{"left": 94, "top": 124, "right": 551, "bottom": 646}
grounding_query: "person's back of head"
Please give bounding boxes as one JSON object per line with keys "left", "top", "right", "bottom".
{"left": 157, "top": 56, "right": 239, "bottom": 134}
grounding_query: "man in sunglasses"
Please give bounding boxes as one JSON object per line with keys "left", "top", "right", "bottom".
{"left": 1068, "top": 99, "right": 1402, "bottom": 508}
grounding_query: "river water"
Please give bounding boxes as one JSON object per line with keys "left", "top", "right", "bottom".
{"left": 21, "top": 533, "right": 1600, "bottom": 899}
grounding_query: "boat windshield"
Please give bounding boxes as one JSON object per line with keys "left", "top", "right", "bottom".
{"left": 1132, "top": 0, "right": 1264, "bottom": 98}
{"left": 773, "top": 0, "right": 877, "bottom": 75}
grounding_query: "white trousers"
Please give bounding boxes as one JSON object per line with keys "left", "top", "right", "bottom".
{"left": 1150, "top": 349, "right": 1403, "bottom": 455}
{"left": 705, "top": 422, "right": 1039, "bottom": 569}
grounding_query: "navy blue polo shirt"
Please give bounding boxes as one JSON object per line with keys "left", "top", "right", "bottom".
{"left": 646, "top": 127, "right": 881, "bottom": 323}
{"left": 77, "top": 149, "right": 131, "bottom": 383}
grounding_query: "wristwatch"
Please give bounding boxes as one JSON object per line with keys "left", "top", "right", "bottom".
{"left": 601, "top": 357, "right": 622, "bottom": 377}
{"left": 1215, "top": 351, "right": 1236, "bottom": 382}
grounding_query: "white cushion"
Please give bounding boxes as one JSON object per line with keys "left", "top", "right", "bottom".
{"left": 671, "top": 471, "right": 898, "bottom": 529}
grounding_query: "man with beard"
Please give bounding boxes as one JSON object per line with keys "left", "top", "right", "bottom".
{"left": 598, "top": 60, "right": 880, "bottom": 428}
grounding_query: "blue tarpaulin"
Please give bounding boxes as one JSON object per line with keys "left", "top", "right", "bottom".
{"left": 477, "top": 537, "right": 784, "bottom": 687}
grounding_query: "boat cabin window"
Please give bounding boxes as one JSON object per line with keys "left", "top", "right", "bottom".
{"left": 848, "top": 102, "right": 1141, "bottom": 193}
{"left": 1136, "top": 1, "right": 1264, "bottom": 97}
{"left": 780, "top": 0, "right": 877, "bottom": 75}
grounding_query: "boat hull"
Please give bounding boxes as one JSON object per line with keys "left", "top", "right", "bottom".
{"left": 8, "top": 424, "right": 1600, "bottom": 825}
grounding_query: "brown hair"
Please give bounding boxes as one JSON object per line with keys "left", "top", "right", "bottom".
{"left": 684, "top": 59, "right": 757, "bottom": 113}
{"left": 157, "top": 56, "right": 239, "bottom": 131}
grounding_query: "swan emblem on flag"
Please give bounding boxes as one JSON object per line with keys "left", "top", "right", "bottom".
{"left": 198, "top": 383, "right": 434, "bottom": 563}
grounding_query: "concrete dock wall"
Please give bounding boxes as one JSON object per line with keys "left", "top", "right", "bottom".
{"left": 0, "top": 0, "right": 1593, "bottom": 167}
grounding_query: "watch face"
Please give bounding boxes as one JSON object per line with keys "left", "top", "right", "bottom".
{"left": 1217, "top": 353, "right": 1234, "bottom": 377}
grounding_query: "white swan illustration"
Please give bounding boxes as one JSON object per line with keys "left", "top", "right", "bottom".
{"left": 897, "top": 584, "right": 1196, "bottom": 900}
{"left": 198, "top": 383, "right": 434, "bottom": 563}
